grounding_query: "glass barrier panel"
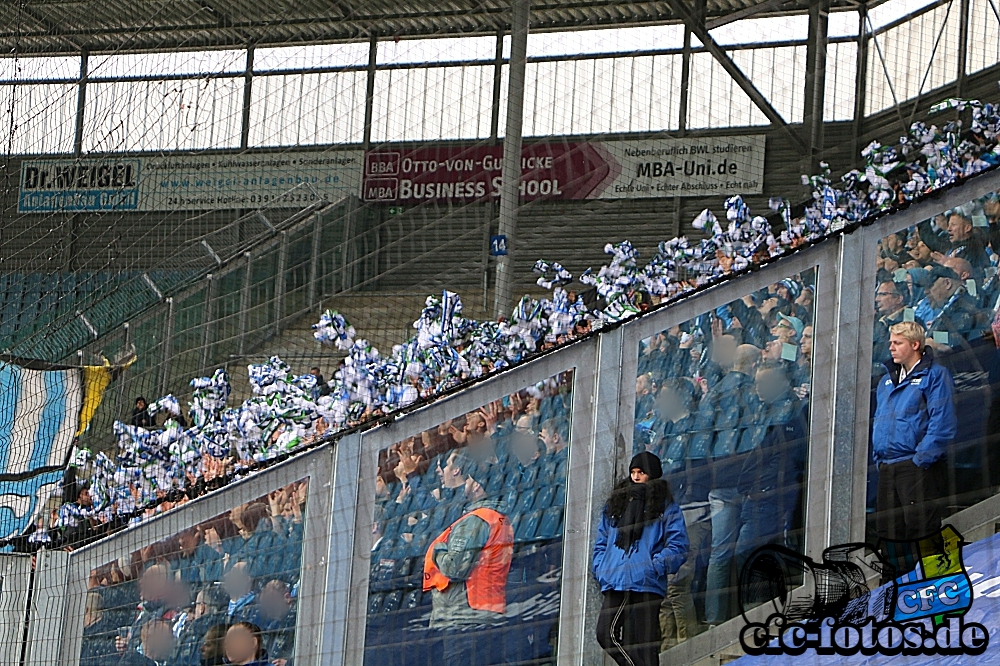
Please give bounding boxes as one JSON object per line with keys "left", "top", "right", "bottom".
{"left": 79, "top": 477, "right": 309, "bottom": 666}
{"left": 363, "top": 370, "right": 574, "bottom": 666}
{"left": 633, "top": 268, "right": 817, "bottom": 648}
{"left": 869, "top": 194, "right": 1000, "bottom": 542}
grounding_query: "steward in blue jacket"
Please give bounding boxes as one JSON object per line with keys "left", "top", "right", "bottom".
{"left": 593, "top": 452, "right": 688, "bottom": 666}
{"left": 872, "top": 336, "right": 957, "bottom": 541}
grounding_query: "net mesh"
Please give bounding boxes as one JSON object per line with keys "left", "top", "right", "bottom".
{"left": 2, "top": 0, "right": 1000, "bottom": 664}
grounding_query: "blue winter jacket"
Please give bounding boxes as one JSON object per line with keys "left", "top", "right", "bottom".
{"left": 872, "top": 348, "right": 957, "bottom": 468}
{"left": 592, "top": 486, "right": 689, "bottom": 597}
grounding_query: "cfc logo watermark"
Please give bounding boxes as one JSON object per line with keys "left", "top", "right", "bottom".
{"left": 737, "top": 526, "right": 989, "bottom": 657}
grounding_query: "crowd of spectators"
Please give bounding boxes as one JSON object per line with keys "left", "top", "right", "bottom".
{"left": 19, "top": 93, "right": 1000, "bottom": 559}
{"left": 80, "top": 479, "right": 307, "bottom": 666}
{"left": 873, "top": 192, "right": 1000, "bottom": 505}
{"left": 365, "top": 373, "right": 572, "bottom": 665}
{"left": 632, "top": 275, "right": 814, "bottom": 647}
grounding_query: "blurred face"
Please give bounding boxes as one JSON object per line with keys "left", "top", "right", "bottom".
{"left": 138, "top": 565, "right": 167, "bottom": 602}
{"left": 259, "top": 585, "right": 291, "bottom": 621}
{"left": 143, "top": 623, "right": 174, "bottom": 661}
{"left": 630, "top": 468, "right": 650, "bottom": 484}
{"left": 655, "top": 387, "right": 686, "bottom": 421}
{"left": 711, "top": 334, "right": 738, "bottom": 369}
{"left": 985, "top": 199, "right": 1000, "bottom": 218}
{"left": 875, "top": 283, "right": 904, "bottom": 316}
{"left": 889, "top": 333, "right": 922, "bottom": 367}
{"left": 224, "top": 625, "right": 259, "bottom": 665}
{"left": 223, "top": 564, "right": 252, "bottom": 600}
{"left": 948, "top": 214, "right": 973, "bottom": 242}
{"left": 927, "top": 277, "right": 956, "bottom": 307}
{"left": 512, "top": 432, "right": 540, "bottom": 466}
{"left": 755, "top": 368, "right": 789, "bottom": 404}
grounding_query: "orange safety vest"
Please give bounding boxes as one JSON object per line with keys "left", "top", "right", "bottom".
{"left": 423, "top": 507, "right": 514, "bottom": 613}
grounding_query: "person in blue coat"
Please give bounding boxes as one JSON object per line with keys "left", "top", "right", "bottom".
{"left": 872, "top": 321, "right": 957, "bottom": 541}
{"left": 593, "top": 452, "right": 689, "bottom": 666}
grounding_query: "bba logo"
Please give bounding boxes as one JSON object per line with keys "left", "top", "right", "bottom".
{"left": 738, "top": 526, "right": 989, "bottom": 656}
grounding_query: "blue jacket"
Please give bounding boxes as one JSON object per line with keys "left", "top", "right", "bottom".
{"left": 872, "top": 348, "right": 957, "bottom": 467}
{"left": 592, "top": 486, "right": 688, "bottom": 596}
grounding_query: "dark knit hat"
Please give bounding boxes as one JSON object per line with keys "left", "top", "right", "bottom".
{"left": 628, "top": 451, "right": 663, "bottom": 480}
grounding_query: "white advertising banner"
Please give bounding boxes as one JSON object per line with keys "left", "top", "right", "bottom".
{"left": 17, "top": 150, "right": 364, "bottom": 213}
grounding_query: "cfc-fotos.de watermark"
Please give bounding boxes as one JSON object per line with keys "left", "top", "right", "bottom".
{"left": 737, "top": 526, "right": 989, "bottom": 657}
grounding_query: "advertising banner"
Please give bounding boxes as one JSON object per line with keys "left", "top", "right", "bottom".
{"left": 17, "top": 150, "right": 364, "bottom": 213}
{"left": 362, "top": 135, "right": 765, "bottom": 203}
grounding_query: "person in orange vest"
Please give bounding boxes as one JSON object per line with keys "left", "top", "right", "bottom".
{"left": 593, "top": 452, "right": 689, "bottom": 666}
{"left": 423, "top": 450, "right": 514, "bottom": 665}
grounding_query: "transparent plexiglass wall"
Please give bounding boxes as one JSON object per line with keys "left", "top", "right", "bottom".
{"left": 364, "top": 371, "right": 574, "bottom": 666}
{"left": 79, "top": 478, "right": 309, "bottom": 666}
{"left": 633, "top": 269, "right": 817, "bottom": 643}
{"left": 869, "top": 191, "right": 1000, "bottom": 543}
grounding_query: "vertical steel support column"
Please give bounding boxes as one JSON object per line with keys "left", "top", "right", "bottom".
{"left": 494, "top": 0, "right": 529, "bottom": 319}
{"left": 803, "top": 0, "right": 831, "bottom": 172}
{"left": 240, "top": 45, "right": 255, "bottom": 150}
{"left": 308, "top": 214, "right": 322, "bottom": 310}
{"left": 572, "top": 328, "right": 625, "bottom": 666}
{"left": 846, "top": 225, "right": 879, "bottom": 543}
{"left": 853, "top": 4, "right": 869, "bottom": 158}
{"left": 238, "top": 252, "right": 252, "bottom": 356}
{"left": 490, "top": 28, "right": 505, "bottom": 143}
{"left": 362, "top": 34, "right": 378, "bottom": 150}
{"left": 160, "top": 297, "right": 175, "bottom": 396}
{"left": 73, "top": 49, "right": 88, "bottom": 158}
{"left": 672, "top": 17, "right": 695, "bottom": 238}
{"left": 274, "top": 231, "right": 289, "bottom": 335}
{"left": 956, "top": 0, "right": 971, "bottom": 96}
{"left": 200, "top": 275, "right": 217, "bottom": 372}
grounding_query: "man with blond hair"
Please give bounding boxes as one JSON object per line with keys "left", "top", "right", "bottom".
{"left": 872, "top": 321, "right": 956, "bottom": 540}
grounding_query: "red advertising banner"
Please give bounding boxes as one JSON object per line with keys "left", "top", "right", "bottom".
{"left": 361, "top": 136, "right": 765, "bottom": 203}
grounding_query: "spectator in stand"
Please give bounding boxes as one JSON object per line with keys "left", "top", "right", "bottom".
{"left": 174, "top": 527, "right": 223, "bottom": 588}
{"left": 131, "top": 397, "right": 155, "bottom": 429}
{"left": 914, "top": 264, "right": 986, "bottom": 349}
{"left": 257, "top": 580, "right": 297, "bottom": 666}
{"left": 310, "top": 367, "right": 330, "bottom": 398}
{"left": 223, "top": 562, "right": 258, "bottom": 624}
{"left": 80, "top": 591, "right": 117, "bottom": 666}
{"left": 734, "top": 361, "right": 808, "bottom": 567}
{"left": 872, "top": 321, "right": 957, "bottom": 540}
{"left": 199, "top": 624, "right": 229, "bottom": 666}
{"left": 650, "top": 379, "right": 708, "bottom": 650}
{"left": 593, "top": 452, "right": 689, "bottom": 666}
{"left": 118, "top": 618, "right": 175, "bottom": 666}
{"left": 224, "top": 622, "right": 270, "bottom": 666}
{"left": 946, "top": 209, "right": 991, "bottom": 276}
{"left": 172, "top": 585, "right": 230, "bottom": 666}
{"left": 874, "top": 279, "right": 922, "bottom": 366}
{"left": 509, "top": 420, "right": 545, "bottom": 489}
{"left": 226, "top": 503, "right": 282, "bottom": 581}
{"left": 636, "top": 374, "right": 656, "bottom": 421}
{"left": 539, "top": 418, "right": 568, "bottom": 462}
{"left": 422, "top": 451, "right": 514, "bottom": 665}
{"left": 702, "top": 343, "right": 762, "bottom": 627}
{"left": 118, "top": 562, "right": 172, "bottom": 655}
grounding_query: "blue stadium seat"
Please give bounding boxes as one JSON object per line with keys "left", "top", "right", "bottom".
{"left": 382, "top": 590, "right": 403, "bottom": 613}
{"left": 513, "top": 488, "right": 537, "bottom": 516}
{"left": 402, "top": 589, "right": 423, "bottom": 609}
{"left": 536, "top": 507, "right": 564, "bottom": 540}
{"left": 554, "top": 484, "right": 565, "bottom": 508}
{"left": 368, "top": 593, "right": 385, "bottom": 615}
{"left": 534, "top": 485, "right": 556, "bottom": 511}
{"left": 515, "top": 510, "right": 541, "bottom": 542}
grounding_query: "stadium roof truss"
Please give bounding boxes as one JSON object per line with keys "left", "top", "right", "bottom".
{"left": 0, "top": 0, "right": 861, "bottom": 54}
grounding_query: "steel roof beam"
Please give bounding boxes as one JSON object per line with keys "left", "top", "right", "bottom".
{"left": 665, "top": 0, "right": 810, "bottom": 154}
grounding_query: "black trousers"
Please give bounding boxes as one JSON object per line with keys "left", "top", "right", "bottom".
{"left": 596, "top": 590, "right": 664, "bottom": 666}
{"left": 876, "top": 459, "right": 945, "bottom": 542}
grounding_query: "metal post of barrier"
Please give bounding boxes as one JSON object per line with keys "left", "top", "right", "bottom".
{"left": 238, "top": 252, "right": 252, "bottom": 356}
{"left": 275, "top": 231, "right": 289, "bottom": 335}
{"left": 309, "top": 213, "right": 322, "bottom": 310}
{"left": 160, "top": 296, "right": 174, "bottom": 396}
{"left": 200, "top": 275, "right": 217, "bottom": 372}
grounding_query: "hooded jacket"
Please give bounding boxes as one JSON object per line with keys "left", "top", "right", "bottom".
{"left": 592, "top": 479, "right": 688, "bottom": 597}
{"left": 872, "top": 347, "right": 957, "bottom": 467}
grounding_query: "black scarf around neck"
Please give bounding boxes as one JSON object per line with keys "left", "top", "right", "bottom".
{"left": 605, "top": 478, "right": 673, "bottom": 554}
